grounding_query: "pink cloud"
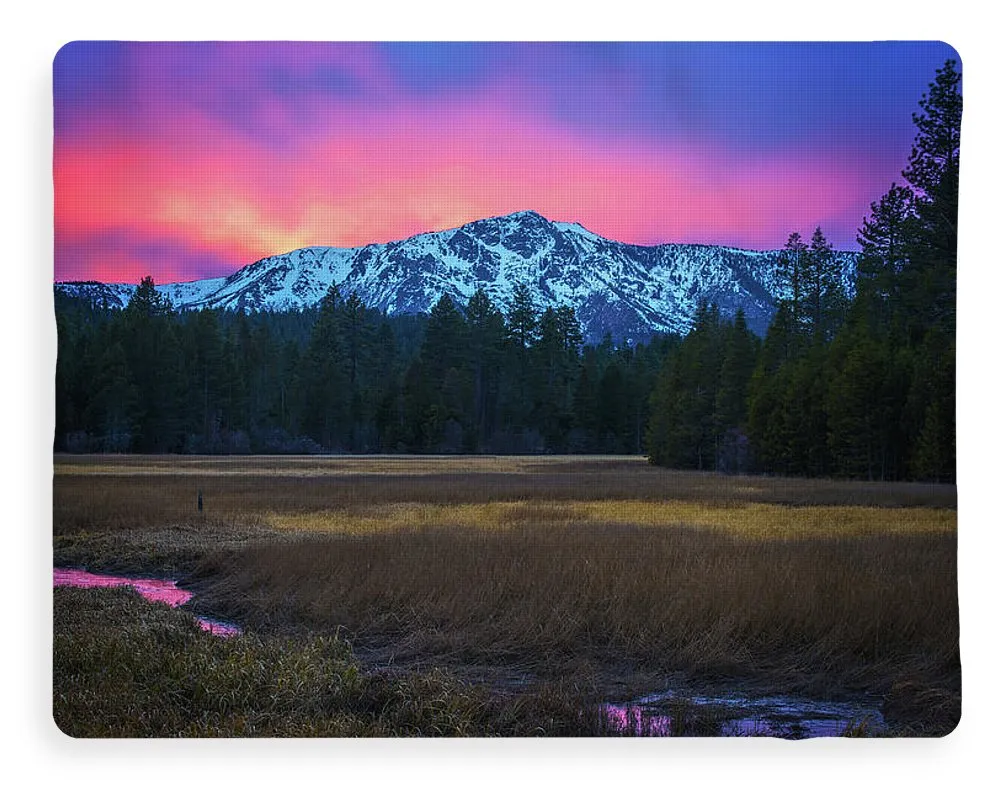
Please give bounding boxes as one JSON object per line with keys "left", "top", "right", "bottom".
{"left": 55, "top": 95, "right": 881, "bottom": 284}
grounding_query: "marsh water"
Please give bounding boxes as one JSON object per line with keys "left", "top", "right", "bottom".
{"left": 602, "top": 689, "right": 886, "bottom": 737}
{"left": 53, "top": 568, "right": 242, "bottom": 637}
{"left": 54, "top": 566, "right": 888, "bottom": 737}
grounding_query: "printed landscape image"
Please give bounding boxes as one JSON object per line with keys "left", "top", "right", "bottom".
{"left": 53, "top": 42, "right": 959, "bottom": 738}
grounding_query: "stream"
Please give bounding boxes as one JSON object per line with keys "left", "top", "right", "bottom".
{"left": 602, "top": 689, "right": 886, "bottom": 738}
{"left": 55, "top": 567, "right": 887, "bottom": 737}
{"left": 53, "top": 567, "right": 242, "bottom": 637}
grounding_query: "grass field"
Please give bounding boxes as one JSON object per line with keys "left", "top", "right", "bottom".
{"left": 52, "top": 455, "right": 960, "bottom": 737}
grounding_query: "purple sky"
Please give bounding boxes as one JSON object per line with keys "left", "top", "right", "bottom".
{"left": 54, "top": 41, "right": 959, "bottom": 284}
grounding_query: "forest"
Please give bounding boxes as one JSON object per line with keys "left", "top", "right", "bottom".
{"left": 53, "top": 61, "right": 958, "bottom": 483}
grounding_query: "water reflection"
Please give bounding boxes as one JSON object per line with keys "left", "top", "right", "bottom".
{"left": 601, "top": 691, "right": 885, "bottom": 738}
{"left": 53, "top": 567, "right": 241, "bottom": 637}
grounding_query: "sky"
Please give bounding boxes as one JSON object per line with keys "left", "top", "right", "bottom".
{"left": 53, "top": 40, "right": 959, "bottom": 284}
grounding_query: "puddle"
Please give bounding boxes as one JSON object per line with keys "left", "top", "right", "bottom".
{"left": 602, "top": 690, "right": 886, "bottom": 738}
{"left": 53, "top": 568, "right": 241, "bottom": 637}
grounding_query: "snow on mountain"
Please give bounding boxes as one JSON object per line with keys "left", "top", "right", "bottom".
{"left": 56, "top": 281, "right": 138, "bottom": 310}
{"left": 55, "top": 210, "right": 857, "bottom": 343}
{"left": 55, "top": 277, "right": 229, "bottom": 310}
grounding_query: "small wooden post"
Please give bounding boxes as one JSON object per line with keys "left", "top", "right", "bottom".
{"left": 197, "top": 489, "right": 203, "bottom": 512}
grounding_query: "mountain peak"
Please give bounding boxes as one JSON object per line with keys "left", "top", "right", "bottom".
{"left": 56, "top": 212, "right": 858, "bottom": 344}
{"left": 504, "top": 209, "right": 548, "bottom": 222}
{"left": 457, "top": 209, "right": 552, "bottom": 232}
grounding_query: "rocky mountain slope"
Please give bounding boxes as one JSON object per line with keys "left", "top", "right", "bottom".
{"left": 56, "top": 210, "right": 856, "bottom": 343}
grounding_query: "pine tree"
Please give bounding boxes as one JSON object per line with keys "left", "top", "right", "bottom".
{"left": 685, "top": 303, "right": 725, "bottom": 469}
{"left": 464, "top": 290, "right": 505, "bottom": 449}
{"left": 369, "top": 322, "right": 400, "bottom": 451}
{"left": 622, "top": 342, "right": 655, "bottom": 454}
{"left": 776, "top": 232, "right": 807, "bottom": 332}
{"left": 340, "top": 292, "right": 369, "bottom": 391}
{"left": 338, "top": 291, "right": 379, "bottom": 449}
{"left": 82, "top": 339, "right": 138, "bottom": 452}
{"left": 572, "top": 349, "right": 602, "bottom": 453}
{"left": 907, "top": 327, "right": 956, "bottom": 481}
{"left": 186, "top": 309, "right": 225, "bottom": 450}
{"left": 300, "top": 285, "right": 350, "bottom": 449}
{"left": 507, "top": 282, "right": 539, "bottom": 351}
{"left": 895, "top": 60, "right": 960, "bottom": 481}
{"left": 904, "top": 58, "right": 961, "bottom": 277}
{"left": 597, "top": 359, "right": 628, "bottom": 453}
{"left": 504, "top": 283, "right": 539, "bottom": 432}
{"left": 714, "top": 309, "right": 756, "bottom": 428}
{"left": 646, "top": 353, "right": 678, "bottom": 466}
{"left": 423, "top": 293, "right": 468, "bottom": 379}
{"left": 856, "top": 183, "right": 916, "bottom": 331}
{"left": 645, "top": 303, "right": 725, "bottom": 469}
{"left": 747, "top": 301, "right": 806, "bottom": 475}
{"left": 125, "top": 275, "right": 173, "bottom": 318}
{"left": 714, "top": 309, "right": 758, "bottom": 471}
{"left": 533, "top": 305, "right": 583, "bottom": 450}
{"left": 783, "top": 346, "right": 831, "bottom": 476}
{"left": 826, "top": 322, "right": 889, "bottom": 479}
{"left": 417, "top": 294, "right": 472, "bottom": 451}
{"left": 120, "top": 276, "right": 184, "bottom": 451}
{"left": 804, "top": 227, "right": 846, "bottom": 342}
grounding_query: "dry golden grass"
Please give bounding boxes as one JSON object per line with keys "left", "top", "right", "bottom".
{"left": 196, "top": 519, "right": 957, "bottom": 673}
{"left": 53, "top": 454, "right": 960, "bottom": 734}
{"left": 54, "top": 454, "right": 643, "bottom": 477}
{"left": 267, "top": 499, "right": 954, "bottom": 540}
{"left": 53, "top": 454, "right": 957, "bottom": 537}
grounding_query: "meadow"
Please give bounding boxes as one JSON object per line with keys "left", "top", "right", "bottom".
{"left": 53, "top": 455, "right": 959, "bottom": 737}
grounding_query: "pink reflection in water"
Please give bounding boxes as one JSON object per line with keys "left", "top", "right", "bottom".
{"left": 54, "top": 567, "right": 241, "bottom": 636}
{"left": 602, "top": 704, "right": 672, "bottom": 736}
{"left": 197, "top": 618, "right": 242, "bottom": 637}
{"left": 54, "top": 568, "right": 193, "bottom": 606}
{"left": 601, "top": 697, "right": 883, "bottom": 738}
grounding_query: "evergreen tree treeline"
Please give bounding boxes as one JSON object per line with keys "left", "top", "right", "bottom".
{"left": 54, "top": 61, "right": 958, "bottom": 482}
{"left": 645, "top": 59, "right": 959, "bottom": 482}
{"left": 55, "top": 281, "right": 675, "bottom": 456}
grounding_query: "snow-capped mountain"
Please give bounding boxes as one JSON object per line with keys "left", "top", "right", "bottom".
{"left": 56, "top": 210, "right": 857, "bottom": 343}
